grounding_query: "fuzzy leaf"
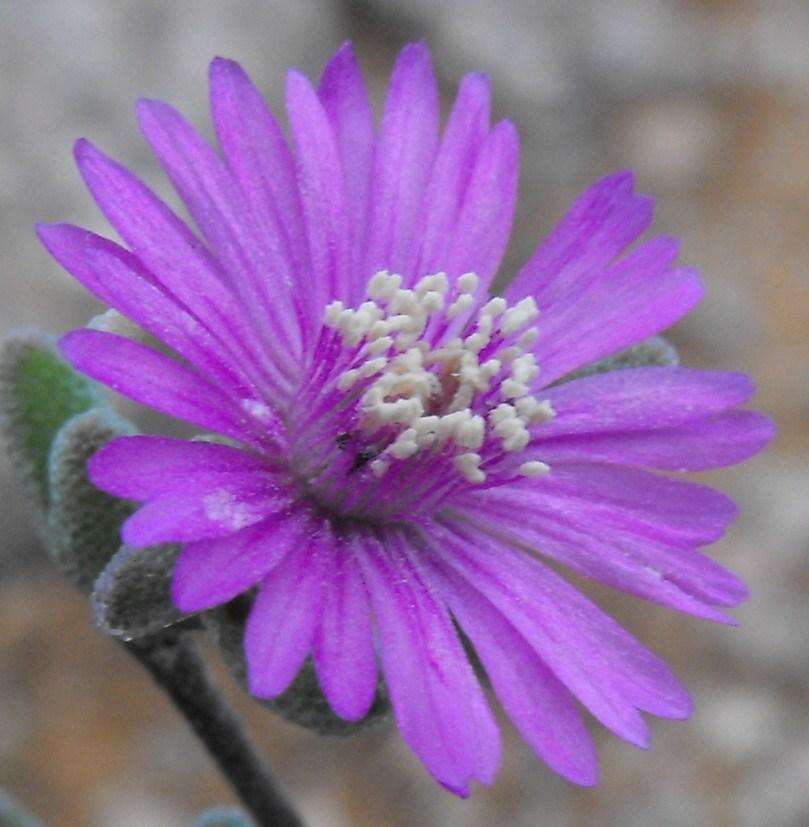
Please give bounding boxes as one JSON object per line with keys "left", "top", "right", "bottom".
{"left": 46, "top": 408, "right": 137, "bottom": 592}
{"left": 555, "top": 335, "right": 678, "bottom": 385}
{"left": 205, "top": 600, "right": 390, "bottom": 736}
{"left": 193, "top": 808, "right": 255, "bottom": 827}
{"left": 93, "top": 543, "right": 196, "bottom": 640}
{"left": 0, "top": 331, "right": 102, "bottom": 510}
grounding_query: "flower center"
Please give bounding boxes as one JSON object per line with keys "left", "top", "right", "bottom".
{"left": 286, "top": 271, "right": 554, "bottom": 519}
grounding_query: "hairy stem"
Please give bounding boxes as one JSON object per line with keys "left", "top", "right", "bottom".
{"left": 125, "top": 628, "right": 304, "bottom": 827}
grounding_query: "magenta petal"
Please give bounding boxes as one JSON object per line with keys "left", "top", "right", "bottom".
{"left": 448, "top": 479, "right": 744, "bottom": 619}
{"left": 171, "top": 512, "right": 302, "bottom": 612}
{"left": 88, "top": 436, "right": 273, "bottom": 500}
{"left": 72, "top": 139, "right": 279, "bottom": 397}
{"left": 365, "top": 42, "right": 440, "bottom": 280}
{"left": 58, "top": 329, "right": 260, "bottom": 446}
{"left": 537, "top": 410, "right": 775, "bottom": 471}
{"left": 245, "top": 534, "right": 328, "bottom": 698}
{"left": 209, "top": 57, "right": 308, "bottom": 282}
{"left": 428, "top": 558, "right": 598, "bottom": 786}
{"left": 312, "top": 534, "right": 378, "bottom": 721}
{"left": 443, "top": 120, "right": 519, "bottom": 289}
{"left": 540, "top": 367, "right": 755, "bottom": 435}
{"left": 318, "top": 42, "right": 375, "bottom": 293}
{"left": 413, "top": 71, "right": 491, "bottom": 279}
{"left": 429, "top": 519, "right": 693, "bottom": 742}
{"left": 121, "top": 477, "right": 286, "bottom": 546}
{"left": 534, "top": 240, "right": 703, "bottom": 385}
{"left": 137, "top": 98, "right": 302, "bottom": 363}
{"left": 357, "top": 530, "right": 500, "bottom": 795}
{"left": 507, "top": 170, "right": 654, "bottom": 307}
{"left": 513, "top": 462, "right": 737, "bottom": 546}
{"left": 286, "top": 70, "right": 351, "bottom": 308}
{"left": 37, "top": 223, "right": 251, "bottom": 398}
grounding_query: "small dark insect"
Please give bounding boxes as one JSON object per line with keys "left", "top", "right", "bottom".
{"left": 336, "top": 431, "right": 379, "bottom": 472}
{"left": 350, "top": 447, "right": 378, "bottom": 473}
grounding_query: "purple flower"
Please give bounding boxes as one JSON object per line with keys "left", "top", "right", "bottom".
{"left": 38, "top": 42, "right": 772, "bottom": 795}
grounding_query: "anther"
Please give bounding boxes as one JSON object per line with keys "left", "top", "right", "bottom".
{"left": 519, "top": 460, "right": 550, "bottom": 477}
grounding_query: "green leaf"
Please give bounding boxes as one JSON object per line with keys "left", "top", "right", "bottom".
{"left": 0, "top": 331, "right": 102, "bottom": 510}
{"left": 46, "top": 408, "right": 137, "bottom": 592}
{"left": 205, "top": 600, "right": 390, "bottom": 736}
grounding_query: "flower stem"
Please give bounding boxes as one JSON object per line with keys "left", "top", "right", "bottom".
{"left": 125, "top": 628, "right": 304, "bottom": 827}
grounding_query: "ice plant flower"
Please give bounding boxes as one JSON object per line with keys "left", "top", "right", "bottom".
{"left": 38, "top": 42, "right": 773, "bottom": 794}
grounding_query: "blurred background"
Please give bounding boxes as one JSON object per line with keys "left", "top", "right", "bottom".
{"left": 1, "top": 1, "right": 807, "bottom": 825}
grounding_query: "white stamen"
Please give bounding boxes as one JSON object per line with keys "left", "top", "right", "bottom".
{"left": 455, "top": 415, "right": 485, "bottom": 450}
{"left": 511, "top": 354, "right": 539, "bottom": 383}
{"left": 503, "top": 429, "right": 530, "bottom": 452}
{"left": 518, "top": 328, "right": 539, "bottom": 349}
{"left": 324, "top": 300, "right": 344, "bottom": 326}
{"left": 322, "top": 270, "right": 552, "bottom": 485}
{"left": 421, "top": 290, "right": 444, "bottom": 313}
{"left": 391, "top": 428, "right": 419, "bottom": 458}
{"left": 370, "top": 458, "right": 390, "bottom": 477}
{"left": 455, "top": 452, "right": 486, "bottom": 483}
{"left": 359, "top": 357, "right": 388, "bottom": 378}
{"left": 463, "top": 331, "right": 489, "bottom": 353}
{"left": 501, "top": 297, "right": 539, "bottom": 334}
{"left": 366, "top": 336, "right": 394, "bottom": 355}
{"left": 457, "top": 272, "right": 479, "bottom": 294}
{"left": 493, "top": 416, "right": 522, "bottom": 439}
{"left": 489, "top": 403, "right": 517, "bottom": 425}
{"left": 415, "top": 272, "right": 449, "bottom": 296}
{"left": 519, "top": 460, "right": 550, "bottom": 477}
{"left": 337, "top": 369, "right": 360, "bottom": 390}
{"left": 501, "top": 378, "right": 528, "bottom": 399}
{"left": 482, "top": 297, "right": 507, "bottom": 318}
{"left": 448, "top": 293, "right": 475, "bottom": 319}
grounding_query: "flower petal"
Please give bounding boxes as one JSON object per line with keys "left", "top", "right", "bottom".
{"left": 539, "top": 367, "right": 755, "bottom": 436}
{"left": 286, "top": 70, "right": 352, "bottom": 311}
{"left": 89, "top": 435, "right": 275, "bottom": 500}
{"left": 534, "top": 238, "right": 703, "bottom": 385}
{"left": 356, "top": 529, "right": 500, "bottom": 796}
{"left": 37, "top": 223, "right": 253, "bottom": 398}
{"left": 209, "top": 57, "right": 308, "bottom": 281}
{"left": 171, "top": 511, "right": 303, "bottom": 612}
{"left": 137, "top": 98, "right": 302, "bottom": 364}
{"left": 413, "top": 71, "right": 491, "bottom": 279}
{"left": 246, "top": 531, "right": 329, "bottom": 698}
{"left": 318, "top": 42, "right": 375, "bottom": 295}
{"left": 312, "top": 531, "right": 378, "bottom": 721}
{"left": 365, "top": 42, "right": 440, "bottom": 281}
{"left": 507, "top": 462, "right": 737, "bottom": 546}
{"left": 447, "top": 470, "right": 746, "bottom": 618}
{"left": 58, "top": 329, "right": 260, "bottom": 446}
{"left": 72, "top": 139, "right": 282, "bottom": 396}
{"left": 537, "top": 410, "right": 775, "bottom": 471}
{"left": 507, "top": 170, "right": 654, "bottom": 307}
{"left": 443, "top": 120, "right": 519, "bottom": 289}
{"left": 428, "top": 519, "right": 692, "bottom": 745}
{"left": 121, "top": 477, "right": 287, "bottom": 546}
{"left": 426, "top": 555, "right": 598, "bottom": 786}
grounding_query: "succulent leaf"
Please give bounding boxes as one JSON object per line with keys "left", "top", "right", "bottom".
{"left": 0, "top": 331, "right": 102, "bottom": 510}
